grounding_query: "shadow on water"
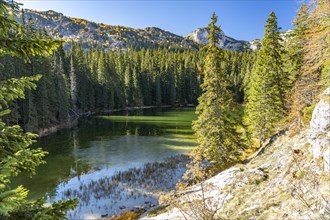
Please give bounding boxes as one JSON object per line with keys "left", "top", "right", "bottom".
{"left": 11, "top": 108, "right": 197, "bottom": 200}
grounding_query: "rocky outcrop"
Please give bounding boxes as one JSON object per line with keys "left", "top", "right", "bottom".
{"left": 185, "top": 27, "right": 253, "bottom": 51}
{"left": 185, "top": 28, "right": 292, "bottom": 52}
{"left": 309, "top": 87, "right": 330, "bottom": 171}
{"left": 310, "top": 87, "right": 330, "bottom": 137}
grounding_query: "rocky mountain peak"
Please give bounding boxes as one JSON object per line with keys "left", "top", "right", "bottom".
{"left": 185, "top": 27, "right": 224, "bottom": 45}
{"left": 185, "top": 27, "right": 258, "bottom": 51}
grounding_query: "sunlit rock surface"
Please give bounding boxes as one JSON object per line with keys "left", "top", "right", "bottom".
{"left": 309, "top": 87, "right": 330, "bottom": 171}
{"left": 185, "top": 27, "right": 258, "bottom": 51}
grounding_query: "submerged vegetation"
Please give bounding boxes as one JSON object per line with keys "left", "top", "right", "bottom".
{"left": 59, "top": 155, "right": 191, "bottom": 219}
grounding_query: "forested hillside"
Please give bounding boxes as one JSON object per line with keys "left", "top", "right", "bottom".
{"left": 1, "top": 14, "right": 256, "bottom": 134}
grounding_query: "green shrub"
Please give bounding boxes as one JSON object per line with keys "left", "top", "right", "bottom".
{"left": 303, "top": 104, "right": 316, "bottom": 124}
{"left": 147, "top": 205, "right": 168, "bottom": 217}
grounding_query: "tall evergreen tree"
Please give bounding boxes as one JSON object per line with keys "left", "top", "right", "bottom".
{"left": 245, "top": 12, "right": 286, "bottom": 144}
{"left": 124, "top": 65, "right": 133, "bottom": 107}
{"left": 155, "top": 72, "right": 162, "bottom": 106}
{"left": 0, "top": 1, "right": 77, "bottom": 218}
{"left": 132, "top": 67, "right": 143, "bottom": 106}
{"left": 286, "top": 4, "right": 309, "bottom": 86}
{"left": 69, "top": 54, "right": 78, "bottom": 110}
{"left": 53, "top": 50, "right": 70, "bottom": 124}
{"left": 290, "top": 0, "right": 330, "bottom": 127}
{"left": 24, "top": 89, "right": 38, "bottom": 132}
{"left": 193, "top": 13, "right": 244, "bottom": 169}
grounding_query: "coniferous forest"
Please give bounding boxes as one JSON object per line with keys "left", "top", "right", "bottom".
{"left": 1, "top": 19, "right": 256, "bottom": 134}
{"left": 0, "top": 0, "right": 329, "bottom": 219}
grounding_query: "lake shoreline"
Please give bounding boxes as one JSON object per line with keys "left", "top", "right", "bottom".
{"left": 37, "top": 105, "right": 185, "bottom": 137}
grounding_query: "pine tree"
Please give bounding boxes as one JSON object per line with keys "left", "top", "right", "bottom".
{"left": 25, "top": 89, "right": 38, "bottom": 132}
{"left": 95, "top": 49, "right": 109, "bottom": 109}
{"left": 286, "top": 4, "right": 309, "bottom": 86}
{"left": 140, "top": 50, "right": 152, "bottom": 106}
{"left": 245, "top": 12, "right": 286, "bottom": 144}
{"left": 106, "top": 50, "right": 116, "bottom": 109}
{"left": 176, "top": 61, "right": 185, "bottom": 105}
{"left": 69, "top": 54, "right": 78, "bottom": 110}
{"left": 290, "top": 0, "right": 330, "bottom": 127}
{"left": 155, "top": 71, "right": 162, "bottom": 106}
{"left": 71, "top": 43, "right": 94, "bottom": 111}
{"left": 192, "top": 13, "right": 244, "bottom": 169}
{"left": 0, "top": 1, "right": 77, "bottom": 218}
{"left": 124, "top": 65, "right": 133, "bottom": 107}
{"left": 132, "top": 67, "right": 143, "bottom": 106}
{"left": 168, "top": 61, "right": 176, "bottom": 105}
{"left": 53, "top": 50, "right": 70, "bottom": 124}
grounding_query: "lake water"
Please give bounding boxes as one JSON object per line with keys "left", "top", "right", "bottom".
{"left": 13, "top": 108, "right": 197, "bottom": 217}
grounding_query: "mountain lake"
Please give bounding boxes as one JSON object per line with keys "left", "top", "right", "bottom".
{"left": 12, "top": 107, "right": 197, "bottom": 219}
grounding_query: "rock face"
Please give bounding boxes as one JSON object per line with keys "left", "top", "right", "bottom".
{"left": 185, "top": 27, "right": 293, "bottom": 52}
{"left": 185, "top": 27, "right": 218, "bottom": 45}
{"left": 309, "top": 87, "right": 330, "bottom": 171}
{"left": 185, "top": 27, "right": 255, "bottom": 51}
{"left": 310, "top": 87, "right": 330, "bottom": 138}
{"left": 142, "top": 87, "right": 330, "bottom": 220}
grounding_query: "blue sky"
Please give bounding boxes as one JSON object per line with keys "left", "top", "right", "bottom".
{"left": 17, "top": 0, "right": 301, "bottom": 40}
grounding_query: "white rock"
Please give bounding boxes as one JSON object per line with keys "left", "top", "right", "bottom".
{"left": 185, "top": 27, "right": 251, "bottom": 51}
{"left": 309, "top": 87, "right": 330, "bottom": 171}
{"left": 310, "top": 87, "right": 330, "bottom": 139}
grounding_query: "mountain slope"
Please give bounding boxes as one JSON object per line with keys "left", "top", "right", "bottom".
{"left": 19, "top": 9, "right": 199, "bottom": 51}
{"left": 141, "top": 87, "right": 330, "bottom": 220}
{"left": 19, "top": 9, "right": 267, "bottom": 52}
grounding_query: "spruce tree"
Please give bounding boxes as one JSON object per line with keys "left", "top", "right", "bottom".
{"left": 132, "top": 67, "right": 143, "bottom": 106}
{"left": 124, "top": 65, "right": 133, "bottom": 107}
{"left": 193, "top": 13, "right": 244, "bottom": 169}
{"left": 291, "top": 0, "right": 330, "bottom": 127}
{"left": 0, "top": 1, "right": 77, "bottom": 218}
{"left": 69, "top": 54, "right": 78, "bottom": 110}
{"left": 53, "top": 50, "right": 70, "bottom": 124}
{"left": 286, "top": 4, "right": 309, "bottom": 86}
{"left": 245, "top": 12, "right": 286, "bottom": 144}
{"left": 155, "top": 72, "right": 162, "bottom": 106}
{"left": 168, "top": 62, "right": 176, "bottom": 105}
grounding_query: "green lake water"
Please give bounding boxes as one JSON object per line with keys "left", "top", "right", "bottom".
{"left": 13, "top": 108, "right": 197, "bottom": 200}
